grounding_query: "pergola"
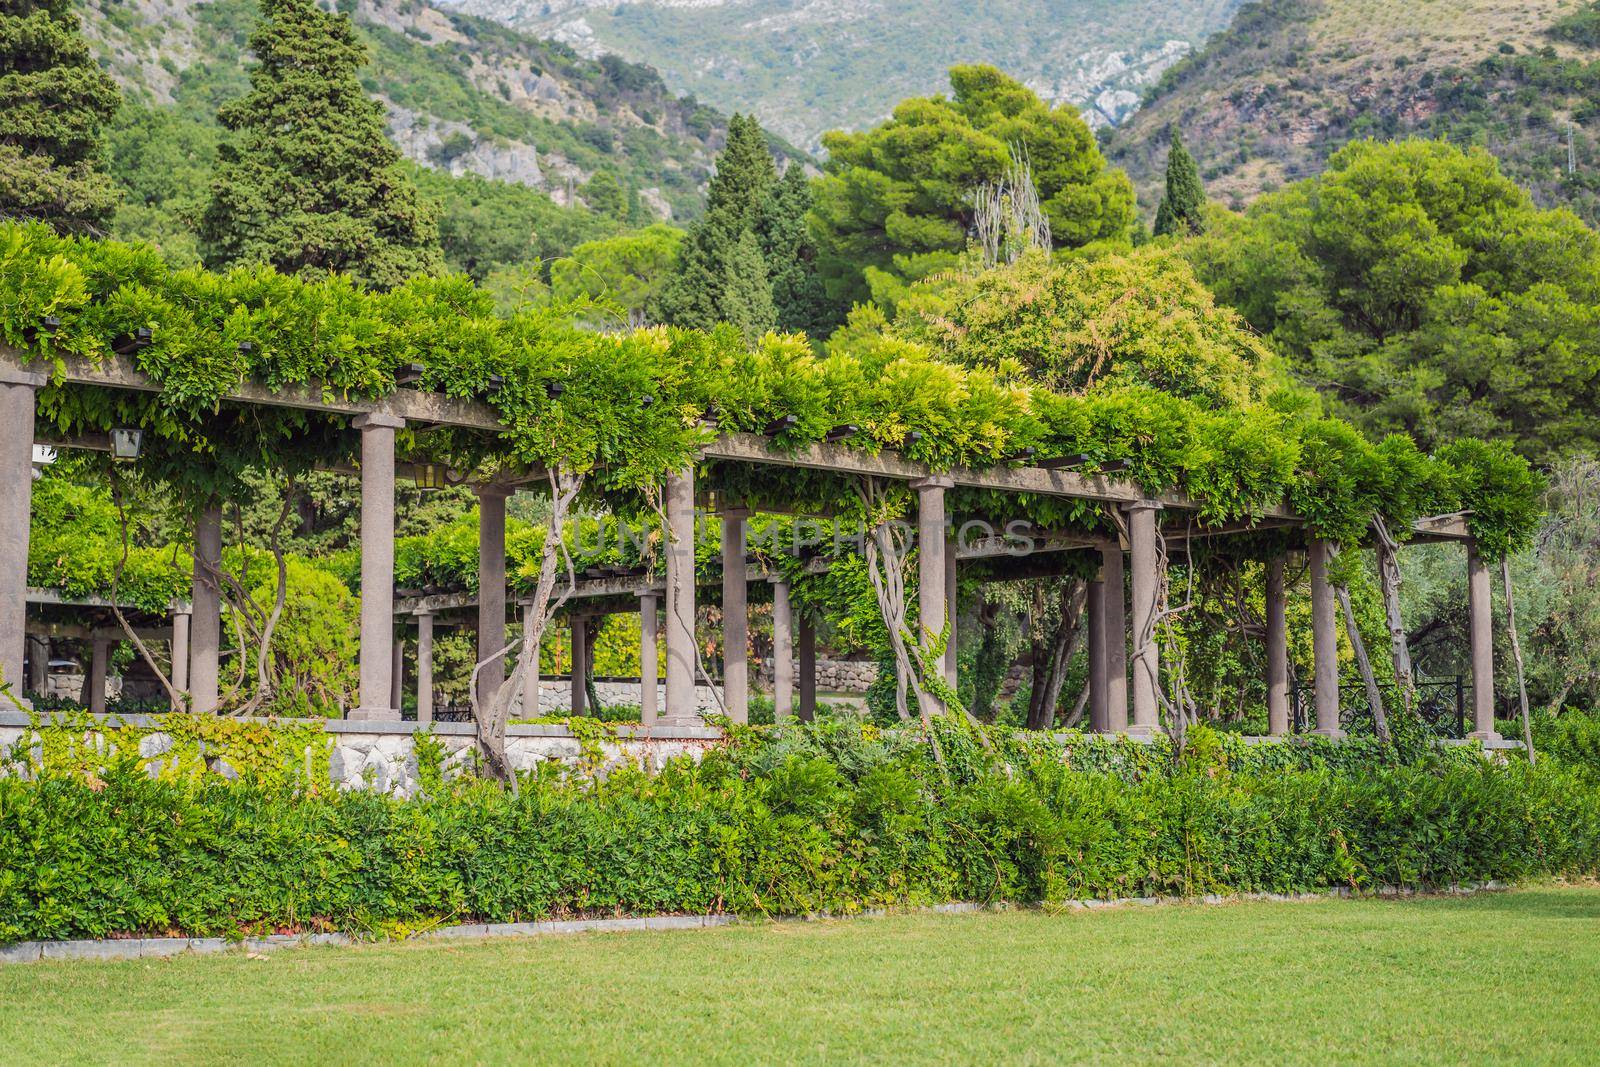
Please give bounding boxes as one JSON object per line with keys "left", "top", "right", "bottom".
{"left": 0, "top": 350, "right": 1503, "bottom": 740}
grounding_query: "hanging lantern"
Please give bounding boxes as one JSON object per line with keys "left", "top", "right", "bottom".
{"left": 109, "top": 428, "right": 143, "bottom": 461}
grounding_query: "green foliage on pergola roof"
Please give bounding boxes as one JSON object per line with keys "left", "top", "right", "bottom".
{"left": 0, "top": 221, "right": 1542, "bottom": 554}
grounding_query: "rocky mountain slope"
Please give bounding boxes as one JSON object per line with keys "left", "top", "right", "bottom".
{"left": 1106, "top": 0, "right": 1600, "bottom": 223}
{"left": 79, "top": 0, "right": 780, "bottom": 220}
{"left": 435, "top": 0, "right": 1247, "bottom": 149}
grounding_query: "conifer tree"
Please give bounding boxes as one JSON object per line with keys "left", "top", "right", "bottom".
{"left": 719, "top": 230, "right": 776, "bottom": 341}
{"left": 1153, "top": 127, "right": 1206, "bottom": 238}
{"left": 760, "top": 164, "right": 831, "bottom": 335}
{"left": 198, "top": 0, "right": 442, "bottom": 289}
{"left": 651, "top": 113, "right": 777, "bottom": 335}
{"left": 0, "top": 0, "right": 121, "bottom": 234}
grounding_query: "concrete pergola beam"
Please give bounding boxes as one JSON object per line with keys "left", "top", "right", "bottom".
{"left": 20, "top": 350, "right": 504, "bottom": 433}
{"left": 703, "top": 432, "right": 1299, "bottom": 519}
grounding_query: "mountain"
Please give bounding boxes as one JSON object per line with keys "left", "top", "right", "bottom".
{"left": 1106, "top": 0, "right": 1600, "bottom": 225}
{"left": 79, "top": 0, "right": 790, "bottom": 233}
{"left": 434, "top": 0, "right": 1247, "bottom": 150}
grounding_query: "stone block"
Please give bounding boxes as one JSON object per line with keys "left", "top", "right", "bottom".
{"left": 138, "top": 937, "right": 190, "bottom": 958}
{"left": 0, "top": 941, "right": 42, "bottom": 964}
{"left": 41, "top": 939, "right": 143, "bottom": 961}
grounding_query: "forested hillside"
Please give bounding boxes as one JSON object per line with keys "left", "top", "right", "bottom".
{"left": 1107, "top": 0, "right": 1600, "bottom": 225}
{"left": 84, "top": 0, "right": 788, "bottom": 268}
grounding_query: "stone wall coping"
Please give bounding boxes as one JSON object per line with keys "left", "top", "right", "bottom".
{"left": 0, "top": 881, "right": 1513, "bottom": 965}
{"left": 0, "top": 709, "right": 724, "bottom": 742}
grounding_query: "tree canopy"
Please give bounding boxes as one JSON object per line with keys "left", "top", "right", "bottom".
{"left": 548, "top": 223, "right": 685, "bottom": 324}
{"left": 1188, "top": 139, "right": 1600, "bottom": 460}
{"left": 810, "top": 65, "right": 1137, "bottom": 308}
{"left": 197, "top": 0, "right": 442, "bottom": 289}
{"left": 0, "top": 0, "right": 121, "bottom": 234}
{"left": 884, "top": 246, "right": 1278, "bottom": 409}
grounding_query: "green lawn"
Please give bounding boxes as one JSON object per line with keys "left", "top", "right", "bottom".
{"left": 5, "top": 888, "right": 1598, "bottom": 1064}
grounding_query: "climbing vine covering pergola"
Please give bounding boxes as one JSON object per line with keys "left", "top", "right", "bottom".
{"left": 0, "top": 222, "right": 1543, "bottom": 754}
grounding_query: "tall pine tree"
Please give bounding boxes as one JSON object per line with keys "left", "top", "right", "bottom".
{"left": 198, "top": 0, "right": 441, "bottom": 289}
{"left": 651, "top": 113, "right": 777, "bottom": 339}
{"left": 1153, "top": 127, "right": 1206, "bottom": 238}
{"left": 760, "top": 164, "right": 832, "bottom": 335}
{"left": 0, "top": 0, "right": 120, "bottom": 234}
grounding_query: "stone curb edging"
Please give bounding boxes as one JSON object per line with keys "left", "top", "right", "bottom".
{"left": 0, "top": 881, "right": 1511, "bottom": 965}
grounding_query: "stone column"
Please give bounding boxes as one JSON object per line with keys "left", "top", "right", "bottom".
{"left": 169, "top": 610, "right": 190, "bottom": 694}
{"left": 475, "top": 485, "right": 510, "bottom": 711}
{"left": 570, "top": 614, "right": 589, "bottom": 717}
{"left": 1087, "top": 568, "right": 1109, "bottom": 733}
{"left": 943, "top": 536, "right": 958, "bottom": 687}
{"left": 662, "top": 466, "right": 697, "bottom": 724}
{"left": 639, "top": 592, "right": 659, "bottom": 726}
{"left": 1467, "top": 542, "right": 1500, "bottom": 741}
{"left": 770, "top": 577, "right": 793, "bottom": 720}
{"left": 0, "top": 367, "right": 45, "bottom": 711}
{"left": 1126, "top": 502, "right": 1163, "bottom": 737}
{"left": 1265, "top": 555, "right": 1290, "bottom": 736}
{"left": 26, "top": 634, "right": 48, "bottom": 696}
{"left": 1308, "top": 538, "right": 1344, "bottom": 738}
{"left": 87, "top": 637, "right": 109, "bottom": 715}
{"left": 1102, "top": 541, "right": 1128, "bottom": 732}
{"left": 350, "top": 413, "right": 403, "bottom": 720}
{"left": 190, "top": 503, "right": 222, "bottom": 714}
{"left": 720, "top": 507, "right": 750, "bottom": 724}
{"left": 390, "top": 626, "right": 405, "bottom": 715}
{"left": 798, "top": 613, "right": 817, "bottom": 723}
{"left": 415, "top": 611, "right": 434, "bottom": 726}
{"left": 912, "top": 476, "right": 953, "bottom": 715}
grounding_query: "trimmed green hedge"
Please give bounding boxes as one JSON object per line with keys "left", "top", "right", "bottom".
{"left": 2, "top": 722, "right": 1596, "bottom": 942}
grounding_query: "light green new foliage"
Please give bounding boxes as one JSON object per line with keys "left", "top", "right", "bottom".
{"left": 0, "top": 220, "right": 1546, "bottom": 557}
{"left": 1189, "top": 139, "right": 1600, "bottom": 461}
{"left": 197, "top": 0, "right": 442, "bottom": 290}
{"left": 889, "top": 246, "right": 1275, "bottom": 407}
{"left": 811, "top": 65, "right": 1137, "bottom": 307}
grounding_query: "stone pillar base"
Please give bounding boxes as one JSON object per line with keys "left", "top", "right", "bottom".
{"left": 1120, "top": 724, "right": 1162, "bottom": 740}
{"left": 1311, "top": 727, "right": 1348, "bottom": 740}
{"left": 1467, "top": 729, "right": 1502, "bottom": 742}
{"left": 348, "top": 706, "right": 402, "bottom": 722}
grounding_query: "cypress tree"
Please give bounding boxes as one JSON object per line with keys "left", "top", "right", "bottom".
{"left": 651, "top": 113, "right": 777, "bottom": 332}
{"left": 198, "top": 0, "right": 442, "bottom": 289}
{"left": 0, "top": 0, "right": 121, "bottom": 234}
{"left": 719, "top": 230, "right": 776, "bottom": 343}
{"left": 1153, "top": 127, "right": 1206, "bottom": 238}
{"left": 760, "top": 164, "right": 831, "bottom": 335}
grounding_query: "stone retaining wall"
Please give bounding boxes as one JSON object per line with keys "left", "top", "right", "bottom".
{"left": 0, "top": 712, "right": 722, "bottom": 798}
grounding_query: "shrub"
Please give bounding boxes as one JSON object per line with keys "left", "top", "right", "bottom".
{"left": 0, "top": 721, "right": 1595, "bottom": 942}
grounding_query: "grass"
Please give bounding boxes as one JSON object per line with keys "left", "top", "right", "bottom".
{"left": 4, "top": 887, "right": 1599, "bottom": 1064}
